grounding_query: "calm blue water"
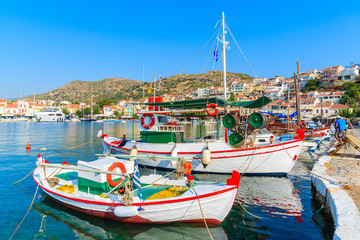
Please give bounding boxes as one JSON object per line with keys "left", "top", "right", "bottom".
{"left": 1, "top": 122, "right": 333, "bottom": 240}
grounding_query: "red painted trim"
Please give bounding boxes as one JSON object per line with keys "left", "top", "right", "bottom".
{"left": 47, "top": 195, "right": 222, "bottom": 224}
{"left": 33, "top": 171, "right": 237, "bottom": 207}
{"left": 194, "top": 145, "right": 300, "bottom": 160}
{"left": 210, "top": 139, "right": 302, "bottom": 154}
{"left": 105, "top": 138, "right": 302, "bottom": 156}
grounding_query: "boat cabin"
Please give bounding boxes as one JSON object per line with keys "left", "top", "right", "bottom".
{"left": 139, "top": 113, "right": 184, "bottom": 144}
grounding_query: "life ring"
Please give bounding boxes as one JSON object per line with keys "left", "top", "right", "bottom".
{"left": 301, "top": 122, "right": 307, "bottom": 129}
{"left": 140, "top": 114, "right": 155, "bottom": 129}
{"left": 206, "top": 103, "right": 219, "bottom": 116}
{"left": 107, "top": 162, "right": 127, "bottom": 187}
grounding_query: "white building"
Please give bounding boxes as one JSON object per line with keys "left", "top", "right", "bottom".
{"left": 253, "top": 77, "right": 267, "bottom": 85}
{"left": 230, "top": 82, "right": 247, "bottom": 92}
{"left": 0, "top": 99, "right": 7, "bottom": 115}
{"left": 317, "top": 91, "right": 344, "bottom": 104}
{"left": 337, "top": 65, "right": 360, "bottom": 81}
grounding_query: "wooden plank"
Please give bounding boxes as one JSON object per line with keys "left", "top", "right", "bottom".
{"left": 346, "top": 134, "right": 360, "bottom": 152}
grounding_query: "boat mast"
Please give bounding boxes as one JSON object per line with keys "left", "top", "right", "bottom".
{"left": 222, "top": 12, "right": 227, "bottom": 99}
{"left": 153, "top": 74, "right": 156, "bottom": 103}
{"left": 91, "top": 87, "right": 93, "bottom": 118}
{"left": 295, "top": 60, "right": 302, "bottom": 128}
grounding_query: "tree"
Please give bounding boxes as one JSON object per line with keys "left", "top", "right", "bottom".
{"left": 97, "top": 98, "right": 113, "bottom": 109}
{"left": 93, "top": 105, "right": 100, "bottom": 115}
{"left": 75, "top": 109, "right": 82, "bottom": 118}
{"left": 229, "top": 92, "right": 235, "bottom": 101}
{"left": 84, "top": 107, "right": 91, "bottom": 116}
{"left": 61, "top": 107, "right": 70, "bottom": 115}
{"left": 114, "top": 110, "right": 120, "bottom": 119}
{"left": 337, "top": 108, "right": 354, "bottom": 119}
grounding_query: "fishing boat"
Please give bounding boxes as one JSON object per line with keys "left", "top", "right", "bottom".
{"left": 98, "top": 99, "right": 303, "bottom": 176}
{"left": 98, "top": 13, "right": 303, "bottom": 176}
{"left": 33, "top": 155, "right": 240, "bottom": 224}
{"left": 33, "top": 200, "right": 228, "bottom": 239}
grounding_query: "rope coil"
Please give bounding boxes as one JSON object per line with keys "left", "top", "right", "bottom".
{"left": 122, "top": 181, "right": 134, "bottom": 206}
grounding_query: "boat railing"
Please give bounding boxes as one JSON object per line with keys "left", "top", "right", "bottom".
{"left": 156, "top": 125, "right": 183, "bottom": 132}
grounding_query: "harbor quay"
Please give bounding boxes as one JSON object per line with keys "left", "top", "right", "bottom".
{"left": 311, "top": 128, "right": 360, "bottom": 239}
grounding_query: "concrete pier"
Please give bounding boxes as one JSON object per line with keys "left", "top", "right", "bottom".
{"left": 311, "top": 129, "right": 360, "bottom": 239}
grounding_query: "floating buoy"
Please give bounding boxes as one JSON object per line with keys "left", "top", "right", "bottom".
{"left": 26, "top": 142, "right": 31, "bottom": 150}
{"left": 171, "top": 145, "right": 178, "bottom": 167}
{"left": 113, "top": 206, "right": 139, "bottom": 217}
{"left": 201, "top": 147, "right": 211, "bottom": 168}
{"left": 129, "top": 145, "right": 138, "bottom": 162}
{"left": 39, "top": 148, "right": 47, "bottom": 151}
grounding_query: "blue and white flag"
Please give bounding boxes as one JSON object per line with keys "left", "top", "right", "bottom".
{"left": 133, "top": 159, "right": 142, "bottom": 199}
{"left": 213, "top": 45, "right": 218, "bottom": 62}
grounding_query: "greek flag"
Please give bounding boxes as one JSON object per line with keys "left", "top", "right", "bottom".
{"left": 214, "top": 45, "right": 218, "bottom": 62}
{"left": 133, "top": 159, "right": 142, "bottom": 199}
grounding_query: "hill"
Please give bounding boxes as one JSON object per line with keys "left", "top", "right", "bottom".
{"left": 25, "top": 71, "right": 253, "bottom": 103}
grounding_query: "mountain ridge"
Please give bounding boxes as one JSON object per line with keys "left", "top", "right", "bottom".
{"left": 24, "top": 71, "right": 254, "bottom": 103}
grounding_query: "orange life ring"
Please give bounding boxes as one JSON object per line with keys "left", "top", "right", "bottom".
{"left": 206, "top": 103, "right": 219, "bottom": 116}
{"left": 107, "top": 162, "right": 127, "bottom": 187}
{"left": 140, "top": 114, "right": 155, "bottom": 129}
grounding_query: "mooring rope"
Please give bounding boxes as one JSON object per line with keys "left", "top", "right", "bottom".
{"left": 122, "top": 181, "right": 134, "bottom": 206}
{"left": 236, "top": 195, "right": 262, "bottom": 219}
{"left": 192, "top": 187, "right": 213, "bottom": 240}
{"left": 9, "top": 184, "right": 40, "bottom": 240}
{"left": 13, "top": 168, "right": 37, "bottom": 185}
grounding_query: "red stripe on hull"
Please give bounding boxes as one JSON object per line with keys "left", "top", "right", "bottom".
{"left": 33, "top": 172, "right": 238, "bottom": 207}
{"left": 46, "top": 193, "right": 221, "bottom": 224}
{"left": 104, "top": 139, "right": 302, "bottom": 156}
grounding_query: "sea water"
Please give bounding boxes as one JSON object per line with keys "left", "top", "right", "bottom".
{"left": 1, "top": 122, "right": 334, "bottom": 239}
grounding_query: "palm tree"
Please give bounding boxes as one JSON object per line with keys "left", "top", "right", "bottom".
{"left": 336, "top": 108, "right": 354, "bottom": 119}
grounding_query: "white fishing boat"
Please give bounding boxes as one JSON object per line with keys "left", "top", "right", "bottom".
{"left": 34, "top": 109, "right": 65, "bottom": 122}
{"left": 98, "top": 13, "right": 303, "bottom": 176}
{"left": 33, "top": 155, "right": 240, "bottom": 224}
{"left": 99, "top": 119, "right": 303, "bottom": 176}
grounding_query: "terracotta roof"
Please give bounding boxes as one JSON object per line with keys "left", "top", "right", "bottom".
{"left": 330, "top": 104, "right": 349, "bottom": 109}
{"left": 6, "top": 104, "right": 18, "bottom": 108}
{"left": 0, "top": 99, "right": 6, "bottom": 103}
{"left": 314, "top": 102, "right": 332, "bottom": 108}
{"left": 332, "top": 91, "right": 345, "bottom": 95}
{"left": 68, "top": 104, "right": 81, "bottom": 108}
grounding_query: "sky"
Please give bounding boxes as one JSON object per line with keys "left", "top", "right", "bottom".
{"left": 1, "top": 0, "right": 360, "bottom": 99}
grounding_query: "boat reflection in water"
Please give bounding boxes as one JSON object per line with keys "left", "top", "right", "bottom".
{"left": 238, "top": 176, "right": 303, "bottom": 221}
{"left": 33, "top": 193, "right": 228, "bottom": 240}
{"left": 195, "top": 174, "right": 303, "bottom": 221}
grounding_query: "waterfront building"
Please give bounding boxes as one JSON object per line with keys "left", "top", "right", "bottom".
{"left": 313, "top": 102, "right": 350, "bottom": 118}
{"left": 0, "top": 99, "right": 7, "bottom": 115}
{"left": 5, "top": 103, "right": 19, "bottom": 115}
